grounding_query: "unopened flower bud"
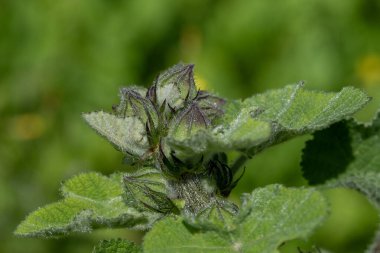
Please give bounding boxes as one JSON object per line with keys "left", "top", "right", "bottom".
{"left": 113, "top": 87, "right": 160, "bottom": 148}
{"left": 169, "top": 102, "right": 210, "bottom": 142}
{"left": 159, "top": 141, "right": 204, "bottom": 176}
{"left": 207, "top": 156, "right": 244, "bottom": 197}
{"left": 194, "top": 91, "right": 226, "bottom": 121}
{"left": 154, "top": 64, "right": 198, "bottom": 110}
{"left": 114, "top": 87, "right": 158, "bottom": 125}
{"left": 124, "top": 168, "right": 178, "bottom": 214}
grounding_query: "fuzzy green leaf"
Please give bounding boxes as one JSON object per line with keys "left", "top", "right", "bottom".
{"left": 83, "top": 111, "right": 148, "bottom": 157}
{"left": 143, "top": 185, "right": 328, "bottom": 253}
{"left": 168, "top": 84, "right": 369, "bottom": 158}
{"left": 245, "top": 83, "right": 369, "bottom": 153}
{"left": 301, "top": 112, "right": 380, "bottom": 253}
{"left": 245, "top": 84, "right": 369, "bottom": 130}
{"left": 15, "top": 173, "right": 153, "bottom": 237}
{"left": 93, "top": 239, "right": 141, "bottom": 253}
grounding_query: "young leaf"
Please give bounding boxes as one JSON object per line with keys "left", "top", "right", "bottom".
{"left": 15, "top": 173, "right": 154, "bottom": 237}
{"left": 93, "top": 238, "right": 141, "bottom": 253}
{"left": 245, "top": 84, "right": 369, "bottom": 131}
{"left": 245, "top": 83, "right": 369, "bottom": 152}
{"left": 143, "top": 185, "right": 328, "bottom": 253}
{"left": 83, "top": 111, "right": 149, "bottom": 157}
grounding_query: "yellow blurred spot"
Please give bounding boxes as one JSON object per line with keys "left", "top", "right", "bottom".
{"left": 195, "top": 74, "right": 208, "bottom": 90}
{"left": 9, "top": 114, "right": 46, "bottom": 140}
{"left": 357, "top": 55, "right": 380, "bottom": 87}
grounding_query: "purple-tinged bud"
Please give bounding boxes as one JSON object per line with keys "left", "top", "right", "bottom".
{"left": 154, "top": 64, "right": 198, "bottom": 110}
{"left": 113, "top": 87, "right": 159, "bottom": 127}
{"left": 207, "top": 157, "right": 244, "bottom": 197}
{"left": 169, "top": 102, "right": 210, "bottom": 141}
{"left": 195, "top": 91, "right": 226, "bottom": 121}
{"left": 124, "top": 168, "right": 178, "bottom": 214}
{"left": 146, "top": 85, "right": 157, "bottom": 105}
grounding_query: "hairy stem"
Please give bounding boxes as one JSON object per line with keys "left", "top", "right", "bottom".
{"left": 170, "top": 173, "right": 214, "bottom": 215}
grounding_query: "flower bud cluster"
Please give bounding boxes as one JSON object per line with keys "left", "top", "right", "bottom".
{"left": 108, "top": 64, "right": 240, "bottom": 215}
{"left": 113, "top": 64, "right": 226, "bottom": 175}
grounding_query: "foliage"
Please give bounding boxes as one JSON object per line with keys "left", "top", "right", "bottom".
{"left": 2, "top": 2, "right": 380, "bottom": 253}
{"left": 15, "top": 173, "right": 155, "bottom": 237}
{"left": 302, "top": 111, "right": 380, "bottom": 252}
{"left": 15, "top": 63, "right": 379, "bottom": 252}
{"left": 143, "top": 185, "right": 327, "bottom": 253}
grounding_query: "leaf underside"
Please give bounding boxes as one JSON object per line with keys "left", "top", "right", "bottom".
{"left": 83, "top": 111, "right": 148, "bottom": 156}
{"left": 15, "top": 173, "right": 153, "bottom": 237}
{"left": 302, "top": 113, "right": 380, "bottom": 206}
{"left": 143, "top": 184, "right": 328, "bottom": 253}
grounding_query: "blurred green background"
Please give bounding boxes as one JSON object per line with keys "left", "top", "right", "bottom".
{"left": 1, "top": 0, "right": 380, "bottom": 252}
